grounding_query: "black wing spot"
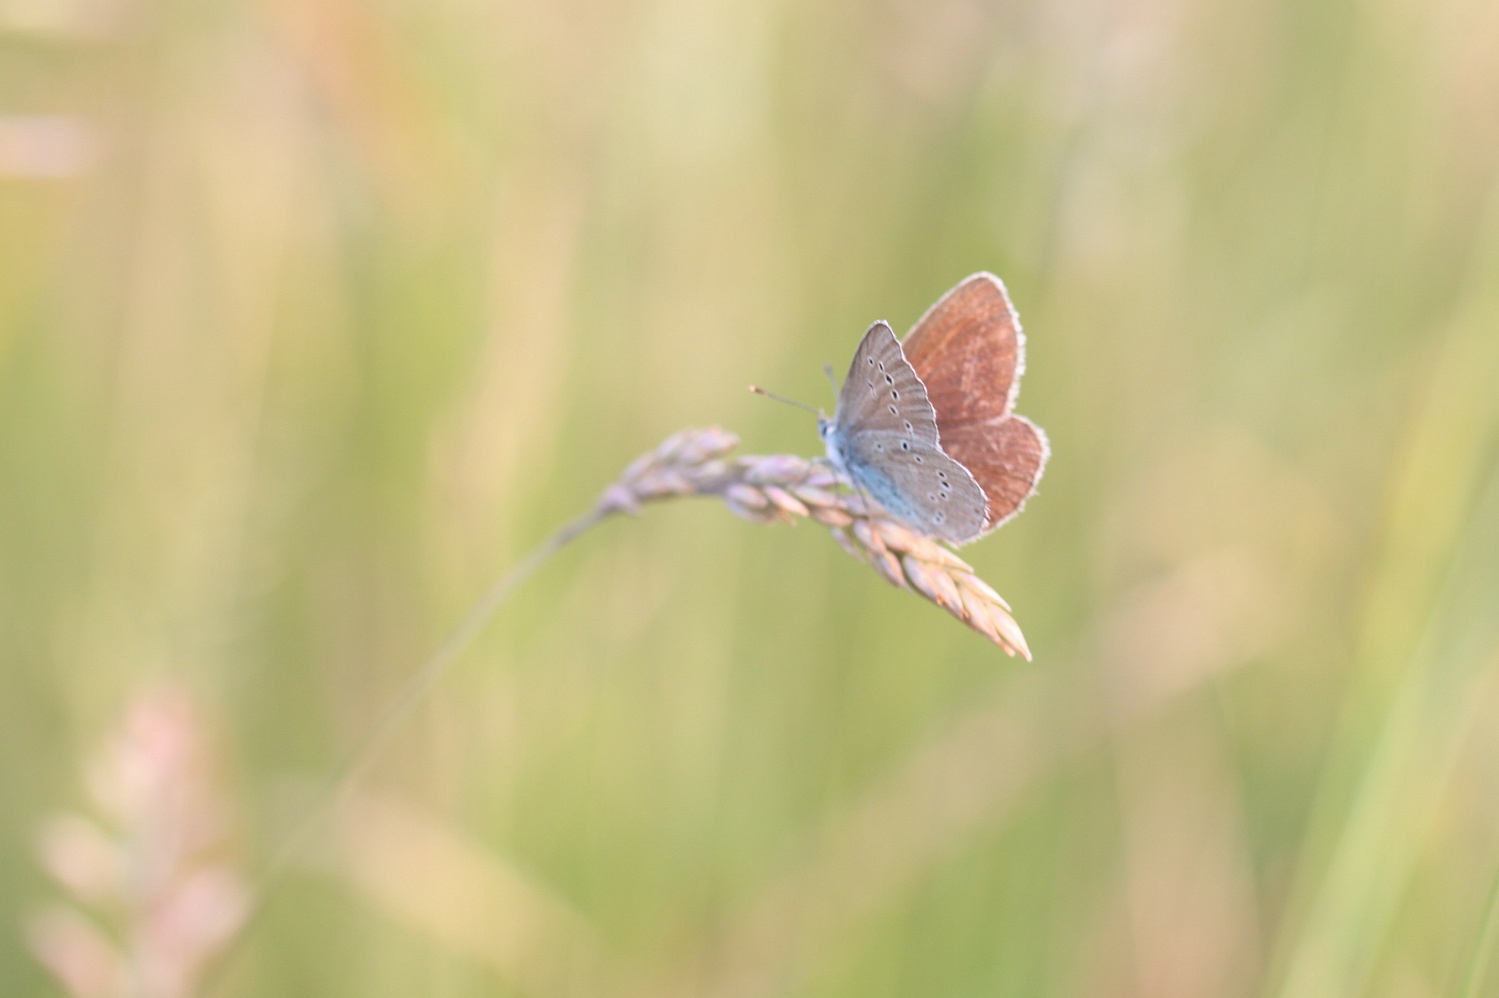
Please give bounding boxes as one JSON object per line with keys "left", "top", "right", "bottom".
{"left": 877, "top": 360, "right": 885, "bottom": 371}
{"left": 903, "top": 420, "right": 912, "bottom": 431}
{"left": 934, "top": 512, "right": 945, "bottom": 523}
{"left": 928, "top": 493, "right": 938, "bottom": 501}
{"left": 888, "top": 405, "right": 897, "bottom": 415}
{"left": 914, "top": 455, "right": 923, "bottom": 463}
{"left": 937, "top": 471, "right": 947, "bottom": 480}
{"left": 884, "top": 373, "right": 894, "bottom": 384}
{"left": 900, "top": 441, "right": 910, "bottom": 450}
{"left": 874, "top": 442, "right": 884, "bottom": 451}
{"left": 890, "top": 390, "right": 898, "bottom": 399}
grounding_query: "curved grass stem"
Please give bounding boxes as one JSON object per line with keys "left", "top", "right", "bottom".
{"left": 205, "top": 425, "right": 1033, "bottom": 994}
{"left": 207, "top": 505, "right": 613, "bottom": 992}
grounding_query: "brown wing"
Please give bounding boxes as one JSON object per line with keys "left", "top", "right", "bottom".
{"left": 901, "top": 272, "right": 1023, "bottom": 428}
{"left": 936, "top": 415, "right": 1049, "bottom": 530}
{"left": 903, "top": 273, "right": 1047, "bottom": 533}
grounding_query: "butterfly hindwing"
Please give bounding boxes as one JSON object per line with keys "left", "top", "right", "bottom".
{"left": 934, "top": 415, "right": 1049, "bottom": 530}
{"left": 841, "top": 432, "right": 987, "bottom": 544}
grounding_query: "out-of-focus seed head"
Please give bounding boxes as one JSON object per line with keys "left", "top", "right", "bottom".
{"left": 596, "top": 427, "right": 1033, "bottom": 657}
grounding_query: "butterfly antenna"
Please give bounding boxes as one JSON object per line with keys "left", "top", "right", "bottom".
{"left": 748, "top": 385, "right": 819, "bottom": 414}
{"left": 822, "top": 363, "right": 838, "bottom": 393}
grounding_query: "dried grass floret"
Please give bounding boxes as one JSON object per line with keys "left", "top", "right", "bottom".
{"left": 598, "top": 427, "right": 1032, "bottom": 658}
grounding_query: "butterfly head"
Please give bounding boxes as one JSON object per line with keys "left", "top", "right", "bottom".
{"left": 817, "top": 410, "right": 851, "bottom": 476}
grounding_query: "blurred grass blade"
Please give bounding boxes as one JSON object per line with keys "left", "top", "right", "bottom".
{"left": 1457, "top": 860, "right": 1499, "bottom": 998}
{"left": 1267, "top": 187, "right": 1499, "bottom": 997}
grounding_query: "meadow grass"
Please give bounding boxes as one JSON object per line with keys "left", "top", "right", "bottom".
{"left": 4, "top": 0, "right": 1499, "bottom": 996}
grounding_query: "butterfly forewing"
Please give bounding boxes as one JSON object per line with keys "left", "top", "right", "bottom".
{"left": 831, "top": 321, "right": 988, "bottom": 544}
{"left": 835, "top": 321, "right": 940, "bottom": 444}
{"left": 902, "top": 273, "right": 1023, "bottom": 428}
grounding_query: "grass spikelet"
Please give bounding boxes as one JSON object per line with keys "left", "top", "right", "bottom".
{"left": 26, "top": 687, "right": 248, "bottom": 998}
{"left": 600, "top": 427, "right": 1034, "bottom": 658}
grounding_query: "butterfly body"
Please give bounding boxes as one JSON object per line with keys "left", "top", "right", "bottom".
{"left": 822, "top": 274, "right": 1049, "bottom": 545}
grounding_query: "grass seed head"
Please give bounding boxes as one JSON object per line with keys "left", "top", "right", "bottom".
{"left": 602, "top": 427, "right": 1033, "bottom": 658}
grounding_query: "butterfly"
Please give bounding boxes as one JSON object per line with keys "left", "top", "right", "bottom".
{"left": 820, "top": 273, "right": 1049, "bottom": 545}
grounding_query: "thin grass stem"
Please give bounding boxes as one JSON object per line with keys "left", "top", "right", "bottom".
{"left": 206, "top": 506, "right": 613, "bottom": 992}
{"left": 204, "top": 425, "right": 1033, "bottom": 994}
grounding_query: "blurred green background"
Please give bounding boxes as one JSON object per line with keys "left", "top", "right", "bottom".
{"left": 4, "top": 0, "right": 1499, "bottom": 995}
